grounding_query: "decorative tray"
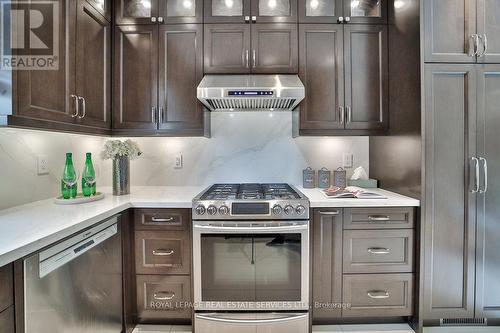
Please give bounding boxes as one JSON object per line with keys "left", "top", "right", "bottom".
{"left": 54, "top": 192, "right": 105, "bottom": 205}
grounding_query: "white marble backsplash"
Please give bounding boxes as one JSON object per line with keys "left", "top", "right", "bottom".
{"left": 0, "top": 112, "right": 368, "bottom": 210}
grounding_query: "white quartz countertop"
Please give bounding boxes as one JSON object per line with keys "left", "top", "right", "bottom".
{"left": 0, "top": 185, "right": 419, "bottom": 267}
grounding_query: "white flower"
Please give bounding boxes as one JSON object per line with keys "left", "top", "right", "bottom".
{"left": 101, "top": 140, "right": 142, "bottom": 160}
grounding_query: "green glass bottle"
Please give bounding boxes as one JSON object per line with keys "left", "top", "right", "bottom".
{"left": 82, "top": 153, "right": 96, "bottom": 197}
{"left": 61, "top": 153, "right": 78, "bottom": 199}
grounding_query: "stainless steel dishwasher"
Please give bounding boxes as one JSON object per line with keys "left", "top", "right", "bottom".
{"left": 23, "top": 216, "right": 122, "bottom": 333}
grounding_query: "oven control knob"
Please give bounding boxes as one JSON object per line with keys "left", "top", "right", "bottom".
{"left": 195, "top": 205, "right": 206, "bottom": 215}
{"left": 207, "top": 205, "right": 218, "bottom": 215}
{"left": 272, "top": 204, "right": 283, "bottom": 215}
{"left": 219, "top": 205, "right": 230, "bottom": 215}
{"left": 295, "top": 205, "right": 306, "bottom": 215}
{"left": 284, "top": 205, "right": 294, "bottom": 215}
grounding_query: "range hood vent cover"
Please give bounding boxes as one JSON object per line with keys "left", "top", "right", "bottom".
{"left": 197, "top": 75, "right": 305, "bottom": 112}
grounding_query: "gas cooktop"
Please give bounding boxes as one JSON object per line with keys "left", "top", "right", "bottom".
{"left": 192, "top": 183, "right": 309, "bottom": 220}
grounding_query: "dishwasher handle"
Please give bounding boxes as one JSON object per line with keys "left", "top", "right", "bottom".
{"left": 39, "top": 221, "right": 118, "bottom": 278}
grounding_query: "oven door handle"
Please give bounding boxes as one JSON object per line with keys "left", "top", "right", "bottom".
{"left": 196, "top": 313, "right": 308, "bottom": 324}
{"left": 194, "top": 224, "right": 308, "bottom": 233}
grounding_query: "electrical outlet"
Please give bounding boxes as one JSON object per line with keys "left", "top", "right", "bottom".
{"left": 37, "top": 155, "right": 49, "bottom": 175}
{"left": 174, "top": 154, "right": 183, "bottom": 169}
{"left": 343, "top": 153, "right": 353, "bottom": 168}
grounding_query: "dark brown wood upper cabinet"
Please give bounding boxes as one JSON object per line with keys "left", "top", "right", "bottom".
{"left": 250, "top": 0, "right": 297, "bottom": 23}
{"left": 423, "top": 64, "right": 477, "bottom": 320}
{"left": 158, "top": 25, "right": 204, "bottom": 133}
{"left": 113, "top": 25, "right": 158, "bottom": 131}
{"left": 344, "top": 24, "right": 388, "bottom": 130}
{"left": 342, "top": 0, "right": 387, "bottom": 24}
{"left": 116, "top": 0, "right": 159, "bottom": 24}
{"left": 204, "top": 0, "right": 251, "bottom": 23}
{"left": 75, "top": 0, "right": 111, "bottom": 129}
{"left": 204, "top": 23, "right": 297, "bottom": 74}
{"left": 477, "top": 0, "right": 500, "bottom": 63}
{"left": 298, "top": 0, "right": 343, "bottom": 23}
{"left": 85, "top": 0, "right": 111, "bottom": 21}
{"left": 158, "top": 0, "right": 203, "bottom": 23}
{"left": 204, "top": 24, "right": 251, "bottom": 73}
{"left": 299, "top": 24, "right": 344, "bottom": 130}
{"left": 251, "top": 24, "right": 298, "bottom": 73}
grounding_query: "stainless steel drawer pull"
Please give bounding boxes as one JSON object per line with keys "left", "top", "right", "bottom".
{"left": 70, "top": 95, "right": 79, "bottom": 117}
{"left": 471, "top": 157, "right": 480, "bottom": 193}
{"left": 479, "top": 157, "right": 488, "bottom": 194}
{"left": 153, "top": 291, "right": 175, "bottom": 300}
{"left": 368, "top": 215, "right": 390, "bottom": 221}
{"left": 151, "top": 216, "right": 175, "bottom": 223}
{"left": 367, "top": 290, "right": 390, "bottom": 299}
{"left": 77, "top": 96, "right": 86, "bottom": 119}
{"left": 319, "top": 211, "right": 340, "bottom": 216}
{"left": 152, "top": 249, "right": 175, "bottom": 256}
{"left": 339, "top": 106, "right": 345, "bottom": 124}
{"left": 367, "top": 247, "right": 391, "bottom": 254}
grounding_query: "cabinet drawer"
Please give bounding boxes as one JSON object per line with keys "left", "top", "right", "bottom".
{"left": 0, "top": 264, "right": 13, "bottom": 313}
{"left": 344, "top": 207, "right": 415, "bottom": 229}
{"left": 134, "top": 209, "right": 190, "bottom": 231}
{"left": 342, "top": 273, "right": 414, "bottom": 317}
{"left": 136, "top": 275, "right": 192, "bottom": 322}
{"left": 343, "top": 230, "right": 414, "bottom": 273}
{"left": 135, "top": 231, "right": 191, "bottom": 274}
{"left": 0, "top": 306, "right": 15, "bottom": 333}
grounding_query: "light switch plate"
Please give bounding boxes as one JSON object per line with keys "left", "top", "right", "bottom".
{"left": 37, "top": 155, "right": 49, "bottom": 175}
{"left": 174, "top": 154, "right": 183, "bottom": 169}
{"left": 343, "top": 153, "right": 353, "bottom": 168}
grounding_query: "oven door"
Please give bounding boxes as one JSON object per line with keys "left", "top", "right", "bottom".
{"left": 193, "top": 221, "right": 309, "bottom": 311}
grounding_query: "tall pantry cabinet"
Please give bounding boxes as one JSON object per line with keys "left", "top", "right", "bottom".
{"left": 422, "top": 0, "right": 500, "bottom": 324}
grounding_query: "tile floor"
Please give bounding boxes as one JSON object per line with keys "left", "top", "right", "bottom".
{"left": 133, "top": 323, "right": 415, "bottom": 333}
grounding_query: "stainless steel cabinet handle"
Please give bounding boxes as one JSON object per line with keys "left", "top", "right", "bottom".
{"left": 367, "top": 290, "right": 390, "bottom": 299}
{"left": 345, "top": 16, "right": 350, "bottom": 22}
{"left": 159, "top": 106, "right": 164, "bottom": 124}
{"left": 471, "top": 157, "right": 480, "bottom": 193}
{"left": 474, "top": 34, "right": 480, "bottom": 56}
{"left": 367, "top": 247, "right": 391, "bottom": 254}
{"left": 319, "top": 211, "right": 340, "bottom": 216}
{"left": 244, "top": 50, "right": 249, "bottom": 68}
{"left": 70, "top": 94, "right": 79, "bottom": 117}
{"left": 368, "top": 215, "right": 390, "bottom": 221}
{"left": 252, "top": 49, "right": 256, "bottom": 68}
{"left": 151, "top": 107, "right": 156, "bottom": 123}
{"left": 151, "top": 16, "right": 157, "bottom": 23}
{"left": 152, "top": 249, "right": 175, "bottom": 256}
{"left": 251, "top": 15, "right": 256, "bottom": 22}
{"left": 245, "top": 15, "right": 250, "bottom": 23}
{"left": 338, "top": 16, "right": 344, "bottom": 23}
{"left": 479, "top": 157, "right": 488, "bottom": 194}
{"left": 481, "top": 34, "right": 488, "bottom": 57}
{"left": 339, "top": 106, "right": 344, "bottom": 124}
{"left": 346, "top": 106, "right": 352, "bottom": 124}
{"left": 153, "top": 291, "right": 175, "bottom": 300}
{"left": 158, "top": 16, "right": 164, "bottom": 23}
{"left": 469, "top": 34, "right": 478, "bottom": 57}
{"left": 151, "top": 217, "right": 175, "bottom": 223}
{"left": 77, "top": 96, "right": 86, "bottom": 119}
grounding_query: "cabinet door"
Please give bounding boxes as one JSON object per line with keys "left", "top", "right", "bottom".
{"left": 343, "top": 0, "right": 387, "bottom": 24}
{"left": 14, "top": 0, "right": 77, "bottom": 124}
{"left": 86, "top": 0, "right": 111, "bottom": 21}
{"left": 251, "top": 23, "right": 298, "bottom": 73}
{"left": 158, "top": 25, "right": 204, "bottom": 134}
{"left": 204, "top": 24, "right": 251, "bottom": 73}
{"left": 298, "top": 0, "right": 343, "bottom": 23}
{"left": 159, "top": 0, "right": 203, "bottom": 23}
{"left": 477, "top": 0, "right": 500, "bottom": 63}
{"left": 299, "top": 24, "right": 344, "bottom": 131}
{"left": 475, "top": 65, "right": 500, "bottom": 318}
{"left": 423, "top": 64, "right": 476, "bottom": 320}
{"left": 344, "top": 24, "right": 388, "bottom": 131}
{"left": 115, "top": 0, "right": 158, "bottom": 24}
{"left": 423, "top": 0, "right": 476, "bottom": 63}
{"left": 312, "top": 209, "right": 343, "bottom": 321}
{"left": 113, "top": 25, "right": 158, "bottom": 131}
{"left": 75, "top": 0, "right": 111, "bottom": 129}
{"left": 251, "top": 0, "right": 297, "bottom": 23}
{"left": 204, "top": 0, "right": 251, "bottom": 23}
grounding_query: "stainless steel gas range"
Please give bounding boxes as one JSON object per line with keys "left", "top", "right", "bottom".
{"left": 192, "top": 184, "right": 310, "bottom": 333}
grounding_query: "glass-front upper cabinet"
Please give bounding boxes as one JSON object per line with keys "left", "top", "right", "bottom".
{"left": 117, "top": 0, "right": 202, "bottom": 24}
{"left": 299, "top": 0, "right": 386, "bottom": 23}
{"left": 205, "top": 0, "right": 296, "bottom": 23}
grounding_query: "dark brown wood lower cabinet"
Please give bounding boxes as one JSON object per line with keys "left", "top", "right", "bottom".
{"left": 0, "top": 264, "right": 13, "bottom": 314}
{"left": 312, "top": 209, "right": 343, "bottom": 321}
{"left": 0, "top": 306, "right": 15, "bottom": 333}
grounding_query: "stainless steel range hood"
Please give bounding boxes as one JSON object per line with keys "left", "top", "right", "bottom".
{"left": 197, "top": 75, "right": 305, "bottom": 112}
